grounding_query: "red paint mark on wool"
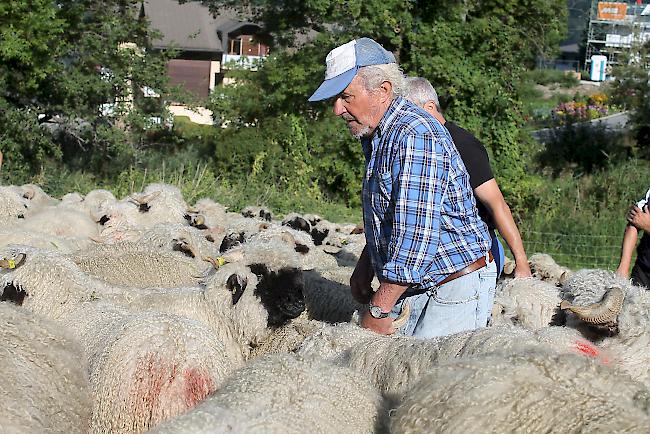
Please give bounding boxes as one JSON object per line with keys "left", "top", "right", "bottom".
{"left": 574, "top": 340, "right": 611, "bottom": 365}
{"left": 183, "top": 367, "right": 216, "bottom": 407}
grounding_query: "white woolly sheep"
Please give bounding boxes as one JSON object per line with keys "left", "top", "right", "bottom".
{"left": 62, "top": 301, "right": 239, "bottom": 434}
{"left": 0, "top": 245, "right": 122, "bottom": 320}
{"left": 528, "top": 252, "right": 572, "bottom": 285}
{"left": 151, "top": 353, "right": 387, "bottom": 434}
{"left": 559, "top": 269, "right": 650, "bottom": 387}
{"left": 18, "top": 206, "right": 100, "bottom": 239}
{"left": 0, "top": 186, "right": 30, "bottom": 223}
{"left": 390, "top": 350, "right": 650, "bottom": 433}
{"left": 490, "top": 277, "right": 564, "bottom": 329}
{"left": 302, "top": 267, "right": 367, "bottom": 323}
{"left": 0, "top": 302, "right": 92, "bottom": 433}
{"left": 70, "top": 241, "right": 212, "bottom": 288}
{"left": 298, "top": 322, "right": 606, "bottom": 405}
{"left": 241, "top": 205, "right": 273, "bottom": 221}
{"left": 135, "top": 222, "right": 221, "bottom": 260}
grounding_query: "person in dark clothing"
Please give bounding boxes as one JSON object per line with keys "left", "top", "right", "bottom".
{"left": 404, "top": 77, "right": 532, "bottom": 279}
{"left": 617, "top": 188, "right": 650, "bottom": 288}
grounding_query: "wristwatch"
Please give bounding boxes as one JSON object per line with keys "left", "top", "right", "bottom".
{"left": 368, "top": 304, "right": 390, "bottom": 319}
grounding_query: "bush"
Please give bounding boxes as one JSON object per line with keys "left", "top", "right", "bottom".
{"left": 536, "top": 121, "right": 630, "bottom": 176}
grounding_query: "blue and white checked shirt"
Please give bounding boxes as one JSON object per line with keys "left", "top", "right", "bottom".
{"left": 361, "top": 97, "right": 490, "bottom": 290}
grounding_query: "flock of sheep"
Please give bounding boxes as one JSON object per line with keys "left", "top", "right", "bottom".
{"left": 1, "top": 182, "right": 649, "bottom": 433}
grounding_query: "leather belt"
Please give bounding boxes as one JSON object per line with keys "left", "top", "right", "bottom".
{"left": 438, "top": 251, "right": 494, "bottom": 286}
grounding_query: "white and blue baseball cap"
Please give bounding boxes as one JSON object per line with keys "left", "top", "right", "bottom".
{"left": 308, "top": 38, "right": 396, "bottom": 102}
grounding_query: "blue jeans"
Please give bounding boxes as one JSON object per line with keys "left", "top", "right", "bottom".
{"left": 391, "top": 256, "right": 498, "bottom": 339}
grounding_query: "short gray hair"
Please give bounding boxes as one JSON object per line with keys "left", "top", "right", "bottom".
{"left": 404, "top": 76, "right": 440, "bottom": 110}
{"left": 357, "top": 63, "right": 406, "bottom": 98}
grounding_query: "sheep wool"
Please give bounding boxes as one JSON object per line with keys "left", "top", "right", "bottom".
{"left": 0, "top": 303, "right": 92, "bottom": 433}
{"left": 151, "top": 353, "right": 387, "bottom": 434}
{"left": 391, "top": 350, "right": 650, "bottom": 434}
{"left": 299, "top": 323, "right": 603, "bottom": 405}
{"left": 63, "top": 302, "right": 239, "bottom": 434}
{"left": 528, "top": 252, "right": 572, "bottom": 285}
{"left": 491, "top": 277, "right": 564, "bottom": 328}
{"left": 71, "top": 241, "right": 210, "bottom": 288}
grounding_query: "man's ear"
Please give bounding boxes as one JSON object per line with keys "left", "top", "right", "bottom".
{"left": 423, "top": 101, "right": 438, "bottom": 114}
{"left": 378, "top": 81, "right": 393, "bottom": 103}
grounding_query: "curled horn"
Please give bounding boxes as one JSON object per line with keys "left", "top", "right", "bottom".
{"left": 0, "top": 253, "right": 26, "bottom": 269}
{"left": 392, "top": 302, "right": 411, "bottom": 329}
{"left": 560, "top": 286, "right": 625, "bottom": 325}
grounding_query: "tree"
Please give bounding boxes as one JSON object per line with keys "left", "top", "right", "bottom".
{"left": 610, "top": 40, "right": 650, "bottom": 158}
{"left": 0, "top": 0, "right": 174, "bottom": 179}
{"left": 200, "top": 0, "right": 566, "bottom": 210}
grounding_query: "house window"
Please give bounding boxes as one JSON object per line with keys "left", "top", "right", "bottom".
{"left": 229, "top": 37, "right": 242, "bottom": 55}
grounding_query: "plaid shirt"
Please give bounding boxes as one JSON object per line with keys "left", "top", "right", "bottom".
{"left": 361, "top": 97, "right": 490, "bottom": 289}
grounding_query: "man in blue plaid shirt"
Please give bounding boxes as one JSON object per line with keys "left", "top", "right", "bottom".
{"left": 309, "top": 38, "right": 496, "bottom": 338}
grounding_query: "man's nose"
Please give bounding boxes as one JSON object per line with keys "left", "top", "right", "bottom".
{"left": 333, "top": 98, "right": 346, "bottom": 116}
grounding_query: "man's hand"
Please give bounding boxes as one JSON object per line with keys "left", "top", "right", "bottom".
{"left": 628, "top": 205, "right": 650, "bottom": 232}
{"left": 360, "top": 312, "right": 396, "bottom": 335}
{"left": 513, "top": 261, "right": 532, "bottom": 278}
{"left": 350, "top": 247, "right": 374, "bottom": 304}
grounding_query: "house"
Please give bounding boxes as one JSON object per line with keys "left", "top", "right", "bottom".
{"left": 140, "top": 0, "right": 269, "bottom": 124}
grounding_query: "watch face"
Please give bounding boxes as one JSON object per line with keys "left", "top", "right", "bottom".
{"left": 369, "top": 305, "right": 386, "bottom": 319}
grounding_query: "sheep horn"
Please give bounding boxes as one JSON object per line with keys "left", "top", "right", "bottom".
{"left": 0, "top": 253, "right": 26, "bottom": 269}
{"left": 140, "top": 191, "right": 161, "bottom": 203}
{"left": 187, "top": 206, "right": 199, "bottom": 213}
{"left": 560, "top": 286, "right": 625, "bottom": 325}
{"left": 392, "top": 302, "right": 411, "bottom": 329}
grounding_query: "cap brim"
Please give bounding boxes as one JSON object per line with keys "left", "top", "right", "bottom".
{"left": 308, "top": 68, "right": 358, "bottom": 102}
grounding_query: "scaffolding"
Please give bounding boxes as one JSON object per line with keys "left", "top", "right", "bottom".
{"left": 585, "top": 0, "right": 650, "bottom": 68}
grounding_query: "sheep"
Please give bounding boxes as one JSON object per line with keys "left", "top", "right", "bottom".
{"left": 189, "top": 198, "right": 228, "bottom": 228}
{"left": 0, "top": 302, "right": 92, "bottom": 433}
{"left": 559, "top": 269, "right": 650, "bottom": 387}
{"left": 150, "top": 353, "right": 387, "bottom": 434}
{"left": 18, "top": 206, "right": 100, "bottom": 239}
{"left": 390, "top": 350, "right": 650, "bottom": 434}
{"left": 135, "top": 223, "right": 221, "bottom": 260}
{"left": 81, "top": 188, "right": 117, "bottom": 221}
{"left": 62, "top": 301, "right": 239, "bottom": 434}
{"left": 0, "top": 186, "right": 29, "bottom": 222}
{"left": 303, "top": 267, "right": 367, "bottom": 323}
{"left": 528, "top": 252, "right": 572, "bottom": 285}
{"left": 298, "top": 322, "right": 605, "bottom": 405}
{"left": 97, "top": 184, "right": 189, "bottom": 239}
{"left": 70, "top": 241, "right": 212, "bottom": 288}
{"left": 241, "top": 205, "right": 273, "bottom": 221}
{"left": 0, "top": 245, "right": 123, "bottom": 320}
{"left": 0, "top": 227, "right": 89, "bottom": 253}
{"left": 490, "top": 277, "right": 564, "bottom": 328}
{"left": 100, "top": 237, "right": 307, "bottom": 362}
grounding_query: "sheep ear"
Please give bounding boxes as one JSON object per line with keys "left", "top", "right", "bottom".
{"left": 226, "top": 274, "right": 247, "bottom": 305}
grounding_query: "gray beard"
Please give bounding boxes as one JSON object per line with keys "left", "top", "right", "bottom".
{"left": 352, "top": 125, "right": 371, "bottom": 139}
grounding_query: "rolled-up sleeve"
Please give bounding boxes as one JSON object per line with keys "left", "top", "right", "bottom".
{"left": 380, "top": 130, "right": 449, "bottom": 284}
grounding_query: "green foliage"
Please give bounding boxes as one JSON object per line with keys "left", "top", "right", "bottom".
{"left": 0, "top": 0, "right": 179, "bottom": 180}
{"left": 609, "top": 40, "right": 650, "bottom": 158}
{"left": 523, "top": 69, "right": 580, "bottom": 87}
{"left": 518, "top": 159, "right": 649, "bottom": 269}
{"left": 537, "top": 122, "right": 630, "bottom": 177}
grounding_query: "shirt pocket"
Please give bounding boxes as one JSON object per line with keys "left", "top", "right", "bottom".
{"left": 370, "top": 171, "right": 393, "bottom": 215}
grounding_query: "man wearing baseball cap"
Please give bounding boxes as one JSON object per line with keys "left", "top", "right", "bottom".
{"left": 309, "top": 38, "right": 496, "bottom": 338}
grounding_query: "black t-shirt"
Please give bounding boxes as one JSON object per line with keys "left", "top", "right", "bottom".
{"left": 445, "top": 121, "right": 496, "bottom": 232}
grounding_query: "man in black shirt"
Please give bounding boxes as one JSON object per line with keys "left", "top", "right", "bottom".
{"left": 616, "top": 188, "right": 650, "bottom": 288}
{"left": 405, "top": 77, "right": 532, "bottom": 279}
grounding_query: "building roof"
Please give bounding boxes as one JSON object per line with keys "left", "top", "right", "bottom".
{"left": 141, "top": 0, "right": 258, "bottom": 53}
